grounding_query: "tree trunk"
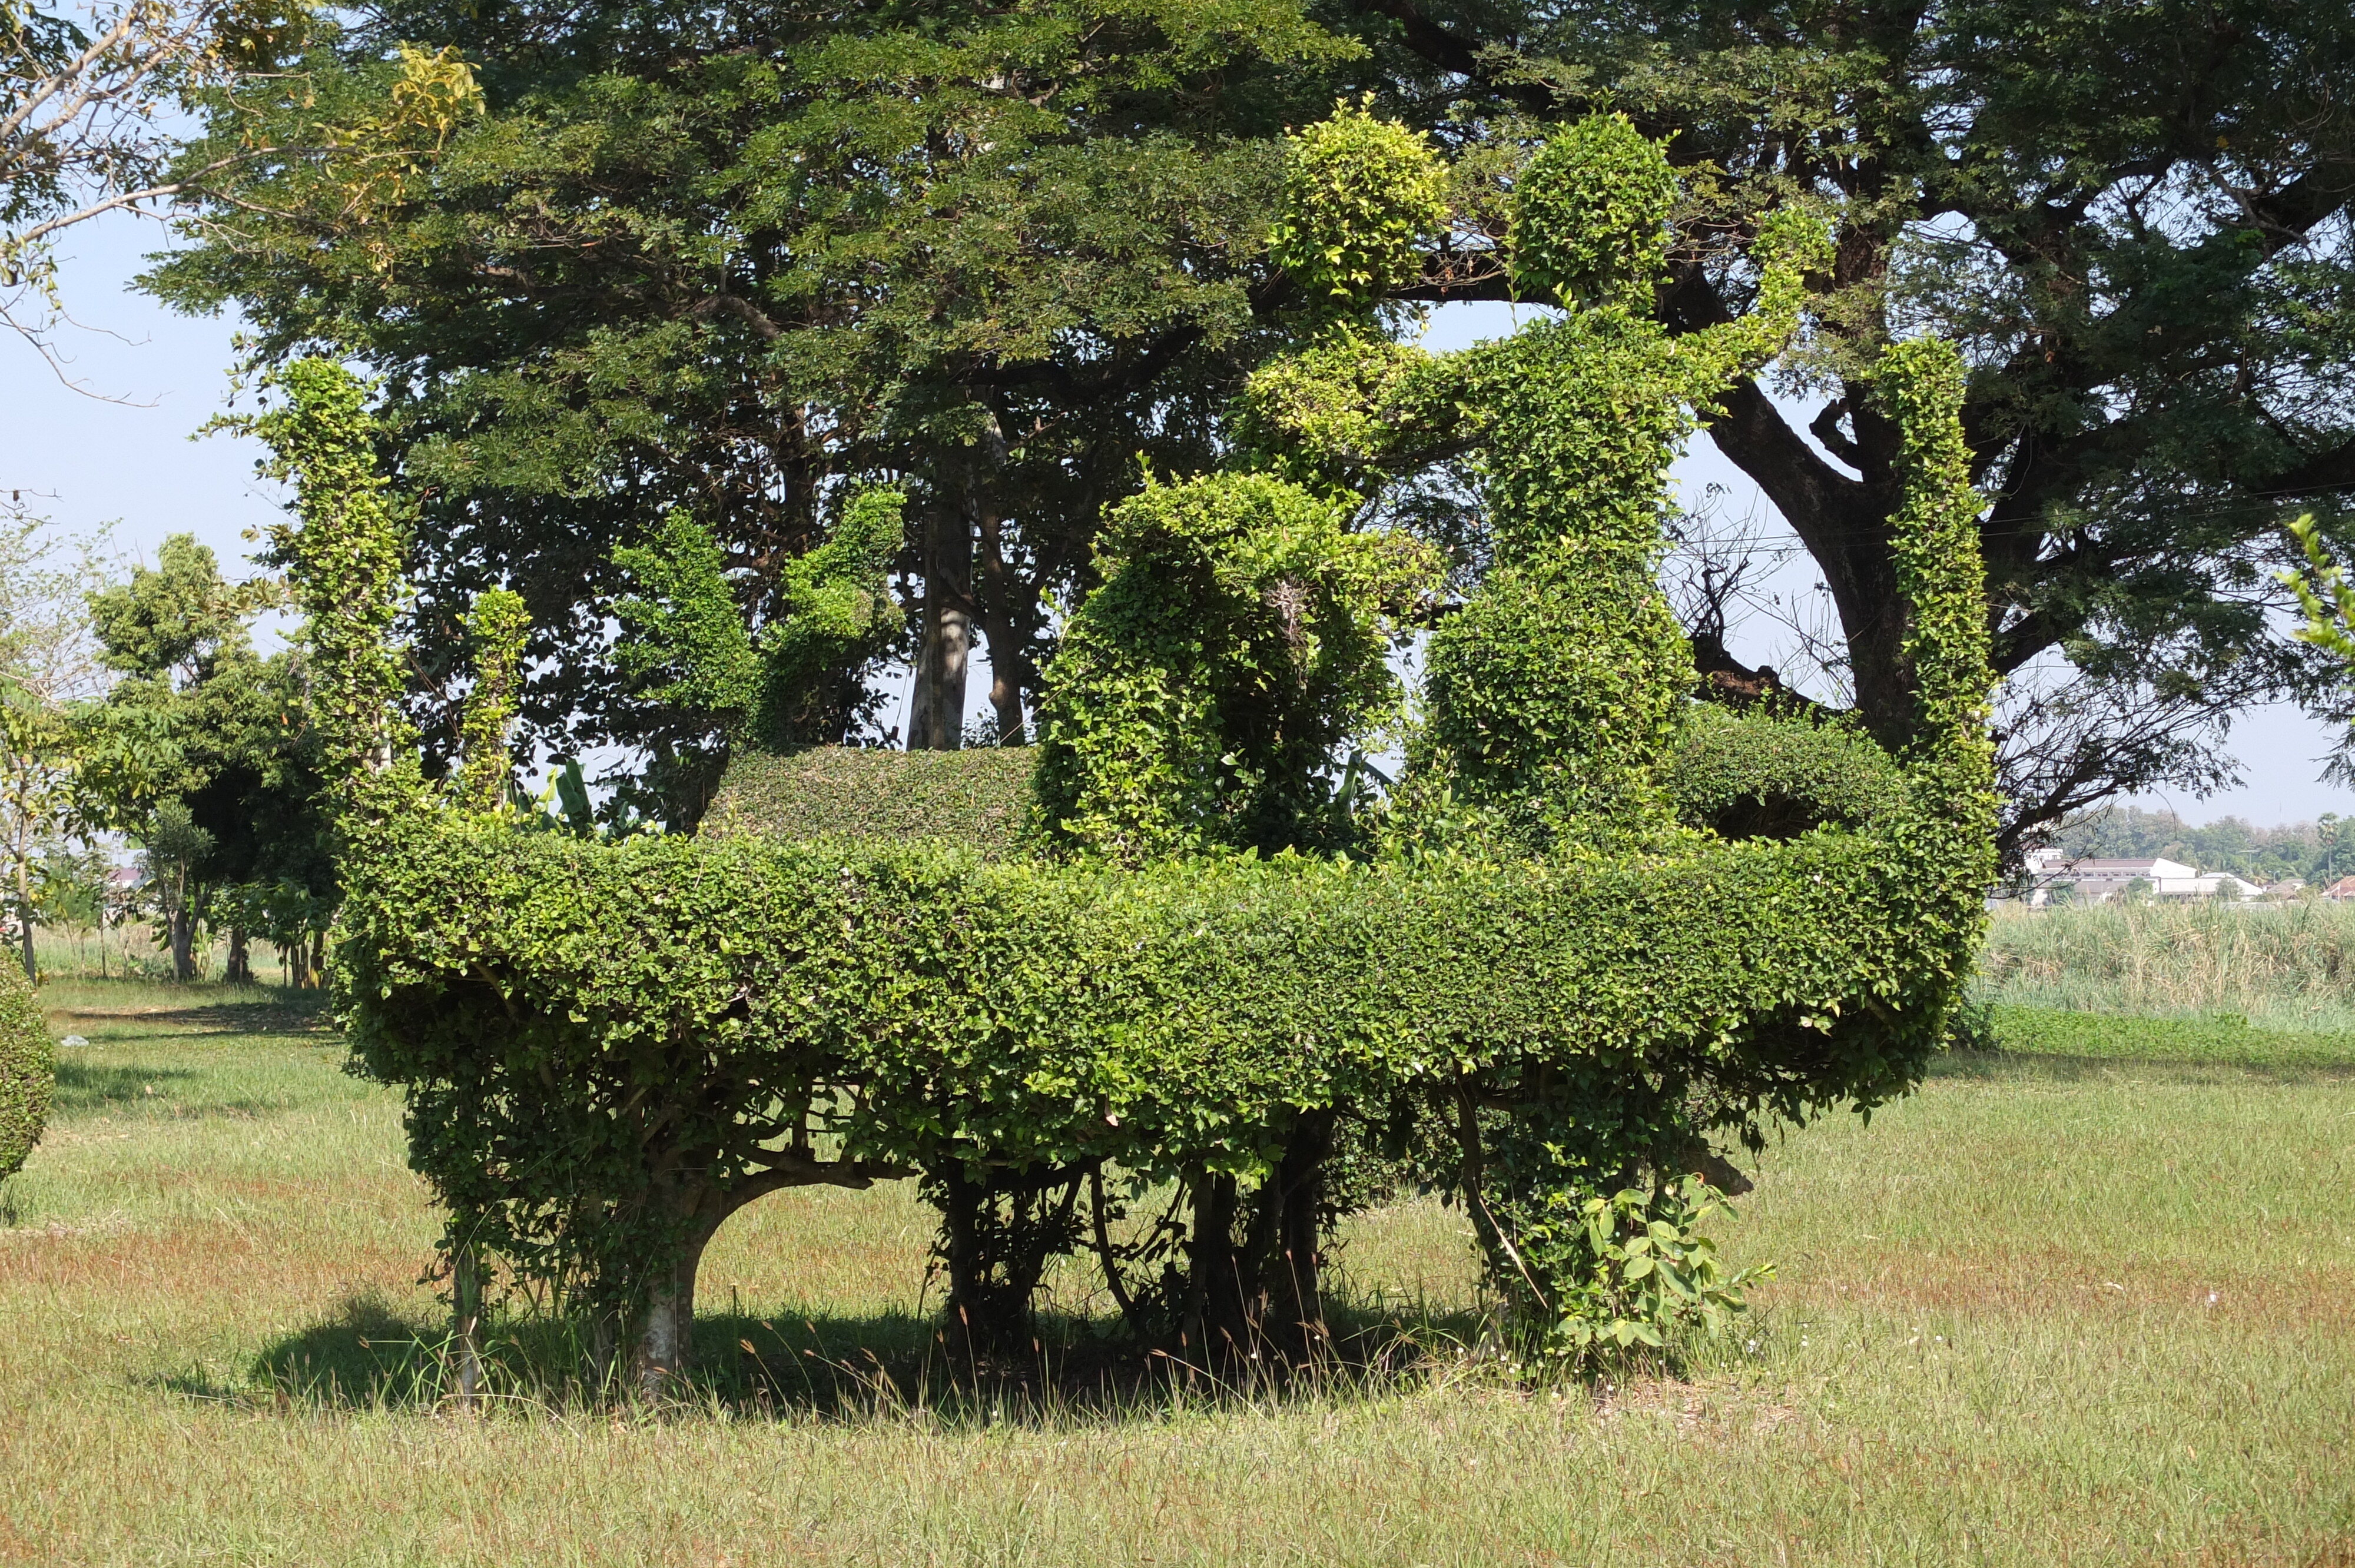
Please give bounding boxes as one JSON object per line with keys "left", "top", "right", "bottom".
{"left": 452, "top": 1243, "right": 486, "bottom": 1408}
{"left": 308, "top": 931, "right": 326, "bottom": 988}
{"left": 908, "top": 501, "right": 973, "bottom": 750}
{"left": 1263, "top": 1111, "right": 1335, "bottom": 1366}
{"left": 1182, "top": 1170, "right": 1256, "bottom": 1371}
{"left": 932, "top": 1164, "right": 1079, "bottom": 1371}
{"left": 225, "top": 926, "right": 251, "bottom": 985}
{"left": 169, "top": 901, "right": 195, "bottom": 983}
{"left": 630, "top": 1228, "right": 709, "bottom": 1400}
{"left": 972, "top": 506, "right": 1035, "bottom": 744}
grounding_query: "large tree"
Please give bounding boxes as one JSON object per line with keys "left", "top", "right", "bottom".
{"left": 159, "top": 1, "right": 2355, "bottom": 847}
{"left": 1342, "top": 0, "right": 2355, "bottom": 851}
{"left": 3, "top": 0, "right": 297, "bottom": 366}
{"left": 152, "top": 1, "right": 1371, "bottom": 820}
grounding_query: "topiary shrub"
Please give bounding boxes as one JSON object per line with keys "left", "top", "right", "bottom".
{"left": 329, "top": 325, "right": 1989, "bottom": 1388}
{"left": 702, "top": 746, "right": 1034, "bottom": 858}
{"left": 290, "top": 111, "right": 1992, "bottom": 1394}
{"left": 1030, "top": 470, "right": 1435, "bottom": 865}
{"left": 0, "top": 962, "right": 53, "bottom": 1181}
{"left": 1266, "top": 98, "right": 1448, "bottom": 322}
{"left": 1249, "top": 113, "right": 1834, "bottom": 853}
{"left": 1665, "top": 706, "right": 1909, "bottom": 841}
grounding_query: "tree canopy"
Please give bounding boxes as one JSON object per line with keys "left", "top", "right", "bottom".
{"left": 79, "top": 533, "right": 333, "bottom": 980}
{"left": 148, "top": 0, "right": 2355, "bottom": 843}
{"left": 1345, "top": 0, "right": 2355, "bottom": 849}
{"left": 151, "top": 0, "right": 1380, "bottom": 819}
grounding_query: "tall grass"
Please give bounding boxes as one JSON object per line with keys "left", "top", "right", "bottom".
{"left": 1980, "top": 898, "right": 2355, "bottom": 1029}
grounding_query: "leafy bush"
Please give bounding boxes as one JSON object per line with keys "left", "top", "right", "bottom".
{"left": 0, "top": 962, "right": 52, "bottom": 1180}
{"left": 1266, "top": 99, "right": 1447, "bottom": 318}
{"left": 1512, "top": 1178, "right": 1769, "bottom": 1368}
{"left": 1030, "top": 471, "right": 1435, "bottom": 863}
{"left": 612, "top": 493, "right": 905, "bottom": 758}
{"left": 1508, "top": 113, "right": 1681, "bottom": 310}
{"left": 702, "top": 746, "right": 1033, "bottom": 857}
{"left": 305, "top": 111, "right": 1995, "bottom": 1391}
{"left": 1666, "top": 706, "right": 1908, "bottom": 841}
{"left": 343, "top": 702, "right": 1983, "bottom": 1371}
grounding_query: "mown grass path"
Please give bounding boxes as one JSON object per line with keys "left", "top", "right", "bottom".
{"left": 4, "top": 982, "right": 2352, "bottom": 1565}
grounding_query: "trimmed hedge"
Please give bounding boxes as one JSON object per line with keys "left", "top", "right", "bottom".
{"left": 343, "top": 764, "right": 1980, "bottom": 1329}
{"left": 702, "top": 746, "right": 1034, "bottom": 856}
{"left": 311, "top": 112, "right": 1996, "bottom": 1387}
{"left": 704, "top": 707, "right": 1910, "bottom": 863}
{"left": 0, "top": 962, "right": 51, "bottom": 1180}
{"left": 1666, "top": 707, "right": 1908, "bottom": 841}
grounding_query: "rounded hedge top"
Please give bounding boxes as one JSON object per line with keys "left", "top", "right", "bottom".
{"left": 0, "top": 961, "right": 52, "bottom": 1181}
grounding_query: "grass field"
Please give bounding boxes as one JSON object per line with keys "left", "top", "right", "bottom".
{"left": 4, "top": 979, "right": 2354, "bottom": 1566}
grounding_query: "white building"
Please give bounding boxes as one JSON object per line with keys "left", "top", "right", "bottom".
{"left": 2020, "top": 851, "right": 2263, "bottom": 905}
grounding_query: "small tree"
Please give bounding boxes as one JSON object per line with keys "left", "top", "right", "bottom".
{"left": 79, "top": 531, "right": 324, "bottom": 981}
{"left": 0, "top": 505, "right": 106, "bottom": 979}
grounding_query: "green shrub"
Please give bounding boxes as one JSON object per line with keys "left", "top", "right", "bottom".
{"left": 1508, "top": 113, "right": 1680, "bottom": 310}
{"left": 1513, "top": 1178, "right": 1770, "bottom": 1369}
{"left": 313, "top": 112, "right": 1995, "bottom": 1390}
{"left": 701, "top": 746, "right": 1034, "bottom": 856}
{"left": 343, "top": 783, "right": 1972, "bottom": 1355}
{"left": 1665, "top": 706, "right": 1908, "bottom": 841}
{"left": 1266, "top": 99, "right": 1448, "bottom": 319}
{"left": 0, "top": 962, "right": 52, "bottom": 1180}
{"left": 1030, "top": 471, "right": 1435, "bottom": 863}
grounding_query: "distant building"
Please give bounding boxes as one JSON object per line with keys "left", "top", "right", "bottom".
{"left": 2323, "top": 875, "right": 2355, "bottom": 902}
{"left": 2021, "top": 852, "right": 2263, "bottom": 905}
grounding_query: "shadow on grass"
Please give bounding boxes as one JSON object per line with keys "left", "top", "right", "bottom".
{"left": 51, "top": 999, "right": 333, "bottom": 1045}
{"left": 52, "top": 1061, "right": 201, "bottom": 1112}
{"left": 1932, "top": 1048, "right": 2355, "bottom": 1087}
{"left": 200, "top": 1289, "right": 1485, "bottom": 1425}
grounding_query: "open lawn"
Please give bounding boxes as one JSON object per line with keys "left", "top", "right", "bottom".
{"left": 4, "top": 981, "right": 2353, "bottom": 1565}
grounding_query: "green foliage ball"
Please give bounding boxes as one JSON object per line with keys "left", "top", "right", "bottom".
{"left": 1509, "top": 114, "right": 1678, "bottom": 308}
{"left": 0, "top": 962, "right": 53, "bottom": 1181}
{"left": 1267, "top": 100, "right": 1448, "bottom": 319}
{"left": 1665, "top": 706, "right": 1909, "bottom": 841}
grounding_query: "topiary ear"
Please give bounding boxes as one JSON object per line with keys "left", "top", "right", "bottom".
{"left": 1508, "top": 114, "right": 1678, "bottom": 309}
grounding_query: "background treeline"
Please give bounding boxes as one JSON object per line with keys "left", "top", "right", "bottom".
{"left": 0, "top": 514, "right": 336, "bottom": 985}
{"left": 2048, "top": 806, "right": 2355, "bottom": 886}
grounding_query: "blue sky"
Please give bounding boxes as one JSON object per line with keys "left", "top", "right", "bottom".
{"left": 7, "top": 211, "right": 2350, "bottom": 827}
